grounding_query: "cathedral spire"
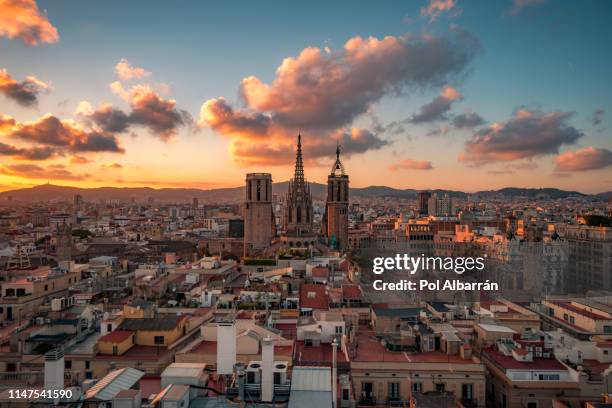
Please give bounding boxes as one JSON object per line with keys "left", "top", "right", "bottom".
{"left": 294, "top": 133, "right": 305, "bottom": 184}
{"left": 331, "top": 141, "right": 345, "bottom": 176}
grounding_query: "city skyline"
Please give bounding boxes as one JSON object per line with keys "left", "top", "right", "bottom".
{"left": 1, "top": 0, "right": 612, "bottom": 194}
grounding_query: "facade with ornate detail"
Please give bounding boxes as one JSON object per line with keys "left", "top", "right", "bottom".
{"left": 281, "top": 134, "right": 316, "bottom": 248}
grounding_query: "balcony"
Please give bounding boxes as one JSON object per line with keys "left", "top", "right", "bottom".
{"left": 0, "top": 371, "right": 44, "bottom": 388}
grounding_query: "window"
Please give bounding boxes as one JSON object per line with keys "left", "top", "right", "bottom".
{"left": 435, "top": 383, "right": 445, "bottom": 393}
{"left": 112, "top": 345, "right": 118, "bottom": 355}
{"left": 462, "top": 384, "right": 473, "bottom": 401}
{"left": 85, "top": 361, "right": 90, "bottom": 369}
{"left": 527, "top": 403, "right": 538, "bottom": 408}
{"left": 65, "top": 360, "right": 72, "bottom": 369}
{"left": 44, "top": 285, "right": 48, "bottom": 291}
{"left": 539, "top": 374, "right": 560, "bottom": 380}
{"left": 605, "top": 326, "right": 612, "bottom": 334}
{"left": 107, "top": 323, "right": 112, "bottom": 332}
{"left": 361, "top": 382, "right": 373, "bottom": 401}
{"left": 563, "top": 313, "right": 569, "bottom": 321}
{"left": 304, "top": 339, "right": 313, "bottom": 347}
{"left": 335, "top": 326, "right": 343, "bottom": 334}
{"left": 154, "top": 336, "right": 164, "bottom": 345}
{"left": 412, "top": 382, "right": 422, "bottom": 393}
{"left": 342, "top": 389, "right": 349, "bottom": 401}
{"left": 388, "top": 382, "right": 400, "bottom": 400}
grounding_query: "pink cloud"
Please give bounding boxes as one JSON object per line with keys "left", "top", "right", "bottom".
{"left": 459, "top": 109, "right": 582, "bottom": 165}
{"left": 554, "top": 146, "right": 612, "bottom": 171}
{"left": 200, "top": 30, "right": 479, "bottom": 166}
{"left": 421, "top": 0, "right": 462, "bottom": 22}
{"left": 0, "top": 69, "right": 50, "bottom": 107}
{"left": 114, "top": 59, "right": 151, "bottom": 81}
{"left": 389, "top": 159, "right": 433, "bottom": 171}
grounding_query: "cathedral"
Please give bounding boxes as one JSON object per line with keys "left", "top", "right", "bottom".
{"left": 281, "top": 134, "right": 316, "bottom": 248}
{"left": 243, "top": 133, "right": 350, "bottom": 255}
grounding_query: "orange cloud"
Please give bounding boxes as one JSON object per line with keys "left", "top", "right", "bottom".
{"left": 554, "top": 147, "right": 612, "bottom": 172}
{"left": 410, "top": 86, "right": 462, "bottom": 124}
{"left": 2, "top": 113, "right": 124, "bottom": 158}
{"left": 88, "top": 83, "right": 190, "bottom": 140}
{"left": 0, "top": 163, "right": 89, "bottom": 180}
{"left": 389, "top": 159, "right": 433, "bottom": 171}
{"left": 70, "top": 155, "right": 92, "bottom": 164}
{"left": 114, "top": 58, "right": 151, "bottom": 81}
{"left": 0, "top": 68, "right": 50, "bottom": 107}
{"left": 101, "top": 162, "right": 123, "bottom": 169}
{"left": 200, "top": 31, "right": 479, "bottom": 166}
{"left": 0, "top": 0, "right": 59, "bottom": 45}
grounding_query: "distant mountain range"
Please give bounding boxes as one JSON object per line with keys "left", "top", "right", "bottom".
{"left": 0, "top": 183, "right": 609, "bottom": 204}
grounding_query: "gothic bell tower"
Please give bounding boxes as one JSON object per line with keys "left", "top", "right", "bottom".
{"left": 323, "top": 144, "right": 349, "bottom": 250}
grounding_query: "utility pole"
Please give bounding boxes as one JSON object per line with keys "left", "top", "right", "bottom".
{"left": 332, "top": 337, "right": 339, "bottom": 408}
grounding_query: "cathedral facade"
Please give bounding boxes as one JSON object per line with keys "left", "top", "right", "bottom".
{"left": 244, "top": 133, "right": 350, "bottom": 253}
{"left": 281, "top": 134, "right": 316, "bottom": 248}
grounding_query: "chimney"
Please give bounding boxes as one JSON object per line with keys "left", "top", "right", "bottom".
{"left": 44, "top": 349, "right": 65, "bottom": 390}
{"left": 261, "top": 337, "right": 274, "bottom": 402}
{"left": 460, "top": 344, "right": 472, "bottom": 360}
{"left": 216, "top": 320, "right": 236, "bottom": 375}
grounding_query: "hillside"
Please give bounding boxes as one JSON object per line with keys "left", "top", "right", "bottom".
{"left": 0, "top": 183, "right": 601, "bottom": 203}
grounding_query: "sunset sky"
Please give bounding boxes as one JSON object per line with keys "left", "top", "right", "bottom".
{"left": 1, "top": 0, "right": 611, "bottom": 193}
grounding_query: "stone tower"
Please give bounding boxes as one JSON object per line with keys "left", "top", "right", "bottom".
{"left": 284, "top": 134, "right": 313, "bottom": 235}
{"left": 244, "top": 173, "right": 274, "bottom": 256}
{"left": 56, "top": 222, "right": 73, "bottom": 262}
{"left": 323, "top": 144, "right": 349, "bottom": 250}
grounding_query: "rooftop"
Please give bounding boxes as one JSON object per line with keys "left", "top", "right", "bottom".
{"left": 99, "top": 330, "right": 134, "bottom": 343}
{"left": 483, "top": 347, "right": 568, "bottom": 371}
{"left": 85, "top": 367, "right": 144, "bottom": 401}
{"left": 372, "top": 306, "right": 425, "bottom": 318}
{"left": 546, "top": 300, "right": 611, "bottom": 320}
{"left": 117, "top": 315, "right": 186, "bottom": 331}
{"left": 299, "top": 284, "right": 329, "bottom": 310}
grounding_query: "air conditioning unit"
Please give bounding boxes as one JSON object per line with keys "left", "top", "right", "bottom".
{"left": 246, "top": 361, "right": 262, "bottom": 384}
{"left": 273, "top": 361, "right": 288, "bottom": 385}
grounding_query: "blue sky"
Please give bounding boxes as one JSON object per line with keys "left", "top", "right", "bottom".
{"left": 1, "top": 0, "right": 611, "bottom": 192}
